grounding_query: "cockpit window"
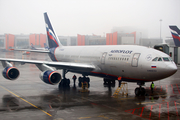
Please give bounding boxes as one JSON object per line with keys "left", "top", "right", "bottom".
{"left": 158, "top": 57, "right": 162, "bottom": 61}
{"left": 152, "top": 57, "right": 158, "bottom": 61}
{"left": 163, "top": 57, "right": 170, "bottom": 61}
{"left": 152, "top": 57, "right": 172, "bottom": 62}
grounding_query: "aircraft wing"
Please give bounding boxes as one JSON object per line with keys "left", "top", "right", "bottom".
{"left": 0, "top": 58, "right": 95, "bottom": 72}
{"left": 11, "top": 49, "right": 49, "bottom": 53}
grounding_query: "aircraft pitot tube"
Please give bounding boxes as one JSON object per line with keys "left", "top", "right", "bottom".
{"left": 1, "top": 61, "right": 19, "bottom": 80}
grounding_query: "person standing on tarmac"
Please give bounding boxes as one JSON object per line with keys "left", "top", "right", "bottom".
{"left": 151, "top": 82, "right": 154, "bottom": 94}
{"left": 72, "top": 75, "right": 77, "bottom": 84}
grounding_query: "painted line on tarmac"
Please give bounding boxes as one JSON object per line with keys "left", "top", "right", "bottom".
{"left": 119, "top": 97, "right": 134, "bottom": 100}
{"left": 136, "top": 101, "right": 156, "bottom": 105}
{"left": 78, "top": 117, "right": 92, "bottom": 119}
{"left": 0, "top": 85, "right": 52, "bottom": 117}
{"left": 79, "top": 115, "right": 112, "bottom": 120}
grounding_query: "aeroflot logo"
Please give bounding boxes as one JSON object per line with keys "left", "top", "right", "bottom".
{"left": 46, "top": 24, "right": 59, "bottom": 46}
{"left": 110, "top": 50, "right": 133, "bottom": 54}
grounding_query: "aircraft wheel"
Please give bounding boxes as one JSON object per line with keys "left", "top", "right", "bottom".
{"left": 141, "top": 88, "right": 146, "bottom": 96}
{"left": 103, "top": 78, "right": 108, "bottom": 86}
{"left": 66, "top": 79, "right": 70, "bottom": 86}
{"left": 112, "top": 80, "right": 115, "bottom": 84}
{"left": 111, "top": 80, "right": 115, "bottom": 87}
{"left": 58, "top": 79, "right": 64, "bottom": 88}
{"left": 78, "top": 77, "right": 82, "bottom": 82}
{"left": 86, "top": 77, "right": 90, "bottom": 83}
{"left": 78, "top": 77, "right": 82, "bottom": 87}
{"left": 59, "top": 79, "right": 70, "bottom": 87}
{"left": 135, "top": 88, "right": 141, "bottom": 96}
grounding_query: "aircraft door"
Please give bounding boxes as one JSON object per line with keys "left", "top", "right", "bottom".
{"left": 101, "top": 52, "right": 107, "bottom": 64}
{"left": 132, "top": 53, "right": 140, "bottom": 67}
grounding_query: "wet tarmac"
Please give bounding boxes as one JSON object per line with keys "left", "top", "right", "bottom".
{"left": 0, "top": 51, "right": 180, "bottom": 120}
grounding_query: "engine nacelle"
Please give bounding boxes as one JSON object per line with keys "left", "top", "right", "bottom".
{"left": 2, "top": 67, "right": 20, "bottom": 80}
{"left": 40, "top": 70, "right": 61, "bottom": 85}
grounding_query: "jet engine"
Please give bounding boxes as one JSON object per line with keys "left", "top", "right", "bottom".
{"left": 40, "top": 70, "right": 61, "bottom": 85}
{"left": 2, "top": 67, "right": 20, "bottom": 80}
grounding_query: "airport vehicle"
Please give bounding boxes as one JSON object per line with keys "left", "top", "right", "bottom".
{"left": 169, "top": 26, "right": 180, "bottom": 47}
{"left": 0, "top": 13, "right": 177, "bottom": 96}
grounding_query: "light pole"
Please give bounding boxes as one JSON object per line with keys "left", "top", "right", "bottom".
{"left": 160, "top": 19, "right": 162, "bottom": 39}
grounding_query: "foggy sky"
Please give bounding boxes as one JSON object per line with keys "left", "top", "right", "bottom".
{"left": 0, "top": 0, "right": 180, "bottom": 40}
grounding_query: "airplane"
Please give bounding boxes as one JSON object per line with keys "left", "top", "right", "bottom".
{"left": 169, "top": 25, "right": 180, "bottom": 47}
{"left": 31, "top": 43, "right": 49, "bottom": 50}
{"left": 0, "top": 13, "right": 177, "bottom": 96}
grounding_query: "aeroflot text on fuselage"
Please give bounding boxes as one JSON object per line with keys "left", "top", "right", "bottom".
{"left": 110, "top": 50, "right": 133, "bottom": 54}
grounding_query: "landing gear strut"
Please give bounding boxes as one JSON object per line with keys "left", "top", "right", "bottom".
{"left": 58, "top": 69, "right": 70, "bottom": 88}
{"left": 135, "top": 82, "right": 146, "bottom": 96}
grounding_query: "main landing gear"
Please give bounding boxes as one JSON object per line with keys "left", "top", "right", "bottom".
{"left": 135, "top": 82, "right": 146, "bottom": 96}
{"left": 58, "top": 69, "right": 70, "bottom": 88}
{"left": 78, "top": 75, "right": 90, "bottom": 88}
{"left": 58, "top": 70, "right": 90, "bottom": 89}
{"left": 103, "top": 78, "right": 115, "bottom": 87}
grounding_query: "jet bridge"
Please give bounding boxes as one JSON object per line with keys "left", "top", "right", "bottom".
{"left": 154, "top": 44, "right": 169, "bottom": 55}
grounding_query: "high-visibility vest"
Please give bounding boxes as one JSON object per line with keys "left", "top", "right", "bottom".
{"left": 151, "top": 83, "right": 154, "bottom": 88}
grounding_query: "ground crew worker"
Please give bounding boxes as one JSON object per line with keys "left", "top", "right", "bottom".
{"left": 118, "top": 76, "right": 122, "bottom": 87}
{"left": 72, "top": 75, "right": 77, "bottom": 84}
{"left": 151, "top": 82, "right": 154, "bottom": 94}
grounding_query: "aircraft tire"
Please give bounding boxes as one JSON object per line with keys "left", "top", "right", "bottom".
{"left": 86, "top": 77, "right": 90, "bottom": 83}
{"left": 111, "top": 80, "right": 115, "bottom": 87}
{"left": 58, "top": 80, "right": 63, "bottom": 88}
{"left": 58, "top": 79, "right": 70, "bottom": 87}
{"left": 112, "top": 80, "right": 115, "bottom": 84}
{"left": 135, "top": 88, "right": 141, "bottom": 96}
{"left": 66, "top": 79, "right": 70, "bottom": 86}
{"left": 141, "top": 88, "right": 146, "bottom": 96}
{"left": 78, "top": 77, "right": 83, "bottom": 87}
{"left": 78, "top": 77, "right": 82, "bottom": 82}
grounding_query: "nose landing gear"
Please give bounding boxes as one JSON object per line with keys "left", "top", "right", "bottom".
{"left": 135, "top": 82, "right": 146, "bottom": 96}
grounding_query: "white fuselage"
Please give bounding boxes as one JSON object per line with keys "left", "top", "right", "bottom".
{"left": 53, "top": 45, "right": 177, "bottom": 82}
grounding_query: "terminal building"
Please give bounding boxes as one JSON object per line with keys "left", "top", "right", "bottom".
{"left": 0, "top": 34, "right": 15, "bottom": 50}
{"left": 106, "top": 32, "right": 135, "bottom": 45}
{"left": 0, "top": 33, "right": 162, "bottom": 49}
{"left": 77, "top": 34, "right": 106, "bottom": 46}
{"left": 0, "top": 34, "right": 47, "bottom": 50}
{"left": 58, "top": 36, "right": 77, "bottom": 46}
{"left": 0, "top": 26, "right": 149, "bottom": 49}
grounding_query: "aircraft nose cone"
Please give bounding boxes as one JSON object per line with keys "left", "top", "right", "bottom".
{"left": 166, "top": 64, "right": 177, "bottom": 76}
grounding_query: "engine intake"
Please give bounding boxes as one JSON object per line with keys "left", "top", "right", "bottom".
{"left": 40, "top": 70, "right": 61, "bottom": 85}
{"left": 2, "top": 67, "right": 20, "bottom": 80}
